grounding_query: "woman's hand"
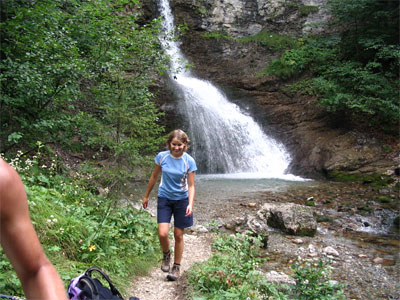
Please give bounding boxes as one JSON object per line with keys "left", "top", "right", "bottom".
{"left": 142, "top": 197, "right": 149, "bottom": 209}
{"left": 185, "top": 203, "right": 193, "bottom": 216}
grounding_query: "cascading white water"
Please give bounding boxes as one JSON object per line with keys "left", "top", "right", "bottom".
{"left": 158, "top": 0, "right": 295, "bottom": 178}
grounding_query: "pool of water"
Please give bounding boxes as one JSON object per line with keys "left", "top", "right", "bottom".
{"left": 129, "top": 174, "right": 318, "bottom": 224}
{"left": 195, "top": 173, "right": 314, "bottom": 203}
{"left": 192, "top": 174, "right": 318, "bottom": 225}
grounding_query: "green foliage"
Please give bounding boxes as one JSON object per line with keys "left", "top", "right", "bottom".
{"left": 394, "top": 216, "right": 400, "bottom": 229}
{"left": 327, "top": 0, "right": 399, "bottom": 61}
{"left": 188, "top": 233, "right": 345, "bottom": 299}
{"left": 306, "top": 200, "right": 315, "bottom": 206}
{"left": 0, "top": 0, "right": 167, "bottom": 185}
{"left": 0, "top": 154, "right": 160, "bottom": 297}
{"left": 211, "top": 232, "right": 266, "bottom": 260}
{"left": 238, "top": 31, "right": 299, "bottom": 51}
{"left": 382, "top": 144, "right": 393, "bottom": 153}
{"left": 265, "top": 0, "right": 399, "bottom": 125}
{"left": 206, "top": 220, "right": 220, "bottom": 233}
{"left": 287, "top": 1, "right": 319, "bottom": 16}
{"left": 311, "top": 59, "right": 399, "bottom": 122}
{"left": 291, "top": 260, "right": 345, "bottom": 299}
{"left": 376, "top": 196, "right": 391, "bottom": 204}
{"left": 266, "top": 38, "right": 337, "bottom": 78}
{"left": 201, "top": 32, "right": 234, "bottom": 40}
{"left": 0, "top": 256, "right": 21, "bottom": 297}
{"left": 1, "top": 0, "right": 84, "bottom": 150}
{"left": 188, "top": 233, "right": 274, "bottom": 300}
{"left": 299, "top": 5, "right": 319, "bottom": 16}
{"left": 195, "top": 6, "right": 208, "bottom": 16}
{"left": 326, "top": 170, "right": 395, "bottom": 189}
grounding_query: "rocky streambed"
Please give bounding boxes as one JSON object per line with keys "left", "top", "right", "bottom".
{"left": 190, "top": 179, "right": 400, "bottom": 300}
{"left": 131, "top": 177, "right": 399, "bottom": 299}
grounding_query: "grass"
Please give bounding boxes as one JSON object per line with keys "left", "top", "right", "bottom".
{"left": 0, "top": 152, "right": 161, "bottom": 297}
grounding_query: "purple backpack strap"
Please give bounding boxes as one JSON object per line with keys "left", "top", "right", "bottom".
{"left": 67, "top": 273, "right": 85, "bottom": 300}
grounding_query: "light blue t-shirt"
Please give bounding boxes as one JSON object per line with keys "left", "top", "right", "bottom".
{"left": 155, "top": 150, "right": 197, "bottom": 200}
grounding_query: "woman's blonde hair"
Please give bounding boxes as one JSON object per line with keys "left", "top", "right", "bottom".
{"left": 166, "top": 129, "right": 190, "bottom": 150}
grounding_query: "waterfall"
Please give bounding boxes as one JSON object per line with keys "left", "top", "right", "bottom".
{"left": 158, "top": 0, "right": 295, "bottom": 178}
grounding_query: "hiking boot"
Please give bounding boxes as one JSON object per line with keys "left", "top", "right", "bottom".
{"left": 167, "top": 263, "right": 180, "bottom": 281}
{"left": 161, "top": 251, "right": 171, "bottom": 272}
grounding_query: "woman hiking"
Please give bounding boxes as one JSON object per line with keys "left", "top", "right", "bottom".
{"left": 142, "top": 129, "right": 197, "bottom": 281}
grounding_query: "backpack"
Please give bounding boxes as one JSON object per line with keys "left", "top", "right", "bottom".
{"left": 67, "top": 267, "right": 139, "bottom": 300}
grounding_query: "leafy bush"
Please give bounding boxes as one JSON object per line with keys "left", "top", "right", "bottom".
{"left": 187, "top": 233, "right": 287, "bottom": 299}
{"left": 313, "top": 62, "right": 399, "bottom": 121}
{"left": 0, "top": 154, "right": 160, "bottom": 297}
{"left": 291, "top": 259, "right": 345, "bottom": 300}
{"left": 0, "top": 0, "right": 167, "bottom": 186}
{"left": 187, "top": 232, "right": 345, "bottom": 300}
{"left": 265, "top": 39, "right": 337, "bottom": 78}
{"left": 265, "top": 0, "right": 399, "bottom": 125}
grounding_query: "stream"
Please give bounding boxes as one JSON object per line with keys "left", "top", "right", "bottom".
{"left": 193, "top": 174, "right": 313, "bottom": 224}
{"left": 130, "top": 176, "right": 400, "bottom": 299}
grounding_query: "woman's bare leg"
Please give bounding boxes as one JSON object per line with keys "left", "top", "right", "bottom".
{"left": 173, "top": 227, "right": 184, "bottom": 264}
{"left": 158, "top": 223, "right": 170, "bottom": 252}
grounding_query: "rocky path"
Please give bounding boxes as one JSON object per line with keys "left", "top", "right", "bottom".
{"left": 126, "top": 233, "right": 213, "bottom": 300}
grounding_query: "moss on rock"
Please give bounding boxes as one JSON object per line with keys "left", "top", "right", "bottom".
{"left": 326, "top": 170, "right": 395, "bottom": 189}
{"left": 393, "top": 216, "right": 400, "bottom": 230}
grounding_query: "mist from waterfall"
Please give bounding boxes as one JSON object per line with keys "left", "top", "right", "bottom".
{"left": 158, "top": 0, "right": 301, "bottom": 180}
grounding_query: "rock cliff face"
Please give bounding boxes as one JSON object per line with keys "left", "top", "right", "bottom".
{"left": 171, "top": 0, "right": 329, "bottom": 37}
{"left": 145, "top": 0, "right": 398, "bottom": 178}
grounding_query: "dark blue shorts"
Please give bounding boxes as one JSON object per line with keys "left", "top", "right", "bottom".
{"left": 157, "top": 197, "right": 193, "bottom": 229}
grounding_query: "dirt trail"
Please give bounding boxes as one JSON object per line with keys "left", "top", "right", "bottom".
{"left": 126, "top": 233, "right": 213, "bottom": 300}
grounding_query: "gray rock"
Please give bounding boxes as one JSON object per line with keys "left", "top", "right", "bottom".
{"left": 264, "top": 270, "right": 297, "bottom": 285}
{"left": 260, "top": 203, "right": 317, "bottom": 236}
{"left": 192, "top": 225, "right": 209, "bottom": 233}
{"left": 323, "top": 246, "right": 339, "bottom": 256}
{"left": 175, "top": 0, "right": 329, "bottom": 37}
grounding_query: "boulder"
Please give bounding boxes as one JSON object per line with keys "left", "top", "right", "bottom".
{"left": 224, "top": 214, "right": 269, "bottom": 248}
{"left": 259, "top": 203, "right": 317, "bottom": 236}
{"left": 225, "top": 202, "right": 317, "bottom": 238}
